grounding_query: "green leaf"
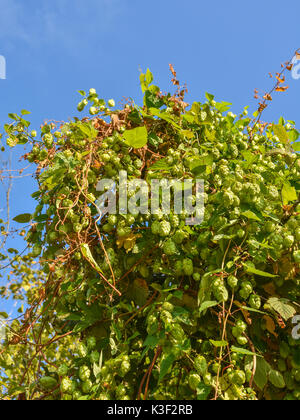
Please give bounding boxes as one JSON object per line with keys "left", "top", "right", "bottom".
{"left": 183, "top": 113, "right": 196, "bottom": 123}
{"left": 78, "top": 122, "right": 98, "bottom": 140}
{"left": 267, "top": 297, "right": 296, "bottom": 321}
{"left": 292, "top": 142, "right": 300, "bottom": 152}
{"left": 93, "top": 361, "right": 102, "bottom": 378}
{"left": 205, "top": 127, "right": 216, "bottom": 141}
{"left": 144, "top": 90, "right": 164, "bottom": 109}
{"left": 241, "top": 151, "right": 258, "bottom": 166}
{"left": 143, "top": 335, "right": 159, "bottom": 348}
{"left": 128, "top": 108, "right": 142, "bottom": 125}
{"left": 148, "top": 132, "right": 163, "bottom": 148}
{"left": 205, "top": 92, "right": 215, "bottom": 102}
{"left": 145, "top": 69, "right": 154, "bottom": 86}
{"left": 189, "top": 155, "right": 213, "bottom": 174}
{"left": 140, "top": 69, "right": 154, "bottom": 92}
{"left": 254, "top": 358, "right": 272, "bottom": 390}
{"left": 123, "top": 126, "right": 148, "bottom": 149}
{"left": 213, "top": 234, "right": 235, "bottom": 242}
{"left": 21, "top": 109, "right": 31, "bottom": 116}
{"left": 282, "top": 182, "right": 298, "bottom": 205}
{"left": 288, "top": 129, "right": 299, "bottom": 142}
{"left": 159, "top": 353, "right": 176, "bottom": 382}
{"left": 199, "top": 301, "right": 218, "bottom": 314}
{"left": 243, "top": 263, "right": 277, "bottom": 278}
{"left": 148, "top": 158, "right": 172, "bottom": 171}
{"left": 41, "top": 168, "right": 67, "bottom": 189}
{"left": 8, "top": 113, "right": 19, "bottom": 120}
{"left": 172, "top": 306, "right": 194, "bottom": 326}
{"left": 149, "top": 108, "right": 181, "bottom": 129}
{"left": 241, "top": 210, "right": 262, "bottom": 222}
{"left": 0, "top": 312, "right": 8, "bottom": 319}
{"left": 215, "top": 102, "right": 232, "bottom": 113}
{"left": 269, "top": 370, "right": 285, "bottom": 389}
{"left": 210, "top": 340, "right": 228, "bottom": 348}
{"left": 240, "top": 306, "right": 266, "bottom": 315}
{"left": 13, "top": 213, "right": 32, "bottom": 223}
{"left": 7, "top": 386, "right": 27, "bottom": 397}
{"left": 197, "top": 383, "right": 212, "bottom": 400}
{"left": 231, "top": 346, "right": 262, "bottom": 357}
{"left": 18, "top": 135, "right": 28, "bottom": 145}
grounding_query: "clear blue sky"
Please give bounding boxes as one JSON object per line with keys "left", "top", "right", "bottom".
{"left": 0, "top": 0, "right": 300, "bottom": 313}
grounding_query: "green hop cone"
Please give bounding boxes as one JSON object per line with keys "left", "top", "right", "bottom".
{"left": 174, "top": 230, "right": 187, "bottom": 244}
{"left": 120, "top": 360, "right": 131, "bottom": 377}
{"left": 237, "top": 336, "right": 248, "bottom": 346}
{"left": 193, "top": 272, "right": 201, "bottom": 282}
{"left": 231, "top": 370, "right": 246, "bottom": 386}
{"left": 182, "top": 258, "right": 193, "bottom": 276}
{"left": 163, "top": 239, "right": 177, "bottom": 256}
{"left": 159, "top": 221, "right": 171, "bottom": 237}
{"left": 236, "top": 320, "right": 247, "bottom": 333}
{"left": 108, "top": 99, "right": 115, "bottom": 108}
{"left": 151, "top": 220, "right": 161, "bottom": 235}
{"left": 82, "top": 379, "right": 93, "bottom": 394}
{"left": 293, "top": 250, "right": 300, "bottom": 263}
{"left": 174, "top": 260, "right": 183, "bottom": 276}
{"left": 32, "top": 244, "right": 42, "bottom": 257}
{"left": 39, "top": 376, "right": 58, "bottom": 390}
{"left": 194, "top": 356, "right": 207, "bottom": 376}
{"left": 79, "top": 365, "right": 91, "bottom": 382}
{"left": 90, "top": 351, "right": 100, "bottom": 364}
{"left": 60, "top": 377, "right": 73, "bottom": 394}
{"left": 86, "top": 336, "right": 97, "bottom": 350}
{"left": 227, "top": 275, "right": 238, "bottom": 289}
{"left": 78, "top": 343, "right": 88, "bottom": 358}
{"left": 188, "top": 372, "right": 201, "bottom": 391}
{"left": 57, "top": 364, "right": 69, "bottom": 377}
{"left": 249, "top": 294, "right": 261, "bottom": 310}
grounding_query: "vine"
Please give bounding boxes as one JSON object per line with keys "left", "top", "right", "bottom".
{"left": 0, "top": 58, "right": 299, "bottom": 400}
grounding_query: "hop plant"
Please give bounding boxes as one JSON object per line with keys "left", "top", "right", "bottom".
{"left": 2, "top": 65, "right": 300, "bottom": 402}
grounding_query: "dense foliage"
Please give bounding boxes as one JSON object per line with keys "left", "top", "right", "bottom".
{"left": 0, "top": 67, "right": 299, "bottom": 400}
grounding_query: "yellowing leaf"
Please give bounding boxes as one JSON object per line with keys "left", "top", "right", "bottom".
{"left": 205, "top": 127, "right": 216, "bottom": 141}
{"left": 267, "top": 297, "right": 296, "bottom": 321}
{"left": 210, "top": 340, "right": 228, "bottom": 348}
{"left": 116, "top": 233, "right": 142, "bottom": 253}
{"left": 128, "top": 278, "right": 149, "bottom": 306}
{"left": 263, "top": 315, "right": 278, "bottom": 338}
{"left": 273, "top": 124, "right": 289, "bottom": 143}
{"left": 275, "top": 86, "right": 289, "bottom": 92}
{"left": 282, "top": 182, "right": 297, "bottom": 206}
{"left": 181, "top": 130, "right": 194, "bottom": 139}
{"left": 263, "top": 283, "right": 277, "bottom": 296}
{"left": 234, "top": 301, "right": 252, "bottom": 325}
{"left": 80, "top": 243, "right": 104, "bottom": 275}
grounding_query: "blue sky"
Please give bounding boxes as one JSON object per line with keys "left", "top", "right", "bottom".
{"left": 0, "top": 0, "right": 300, "bottom": 313}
